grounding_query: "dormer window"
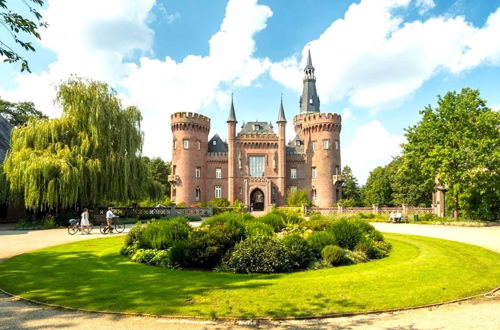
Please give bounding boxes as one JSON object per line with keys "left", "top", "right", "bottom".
{"left": 309, "top": 98, "right": 313, "bottom": 104}
{"left": 295, "top": 140, "right": 302, "bottom": 146}
{"left": 213, "top": 140, "right": 216, "bottom": 146}
{"left": 254, "top": 124, "right": 261, "bottom": 131}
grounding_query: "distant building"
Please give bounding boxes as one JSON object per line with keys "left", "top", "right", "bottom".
{"left": 169, "top": 51, "right": 343, "bottom": 210}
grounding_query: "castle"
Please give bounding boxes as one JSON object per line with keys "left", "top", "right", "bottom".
{"left": 169, "top": 51, "right": 343, "bottom": 210}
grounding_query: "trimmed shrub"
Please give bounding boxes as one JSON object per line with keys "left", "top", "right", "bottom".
{"left": 124, "top": 222, "right": 143, "bottom": 247}
{"left": 150, "top": 250, "right": 171, "bottom": 268}
{"left": 201, "top": 212, "right": 246, "bottom": 230}
{"left": 368, "top": 230, "right": 384, "bottom": 242}
{"left": 282, "top": 234, "right": 312, "bottom": 269}
{"left": 226, "top": 236, "right": 291, "bottom": 273}
{"left": 307, "top": 231, "right": 337, "bottom": 257}
{"left": 344, "top": 250, "right": 369, "bottom": 264}
{"left": 299, "top": 218, "right": 333, "bottom": 231}
{"left": 131, "top": 249, "right": 157, "bottom": 265}
{"left": 329, "top": 219, "right": 362, "bottom": 250}
{"left": 349, "top": 218, "right": 376, "bottom": 234}
{"left": 139, "top": 218, "right": 191, "bottom": 250}
{"left": 244, "top": 221, "right": 274, "bottom": 237}
{"left": 355, "top": 238, "right": 390, "bottom": 259}
{"left": 168, "top": 241, "right": 188, "bottom": 268}
{"left": 321, "top": 245, "right": 347, "bottom": 266}
{"left": 257, "top": 213, "right": 286, "bottom": 232}
{"left": 120, "top": 244, "right": 138, "bottom": 257}
{"left": 271, "top": 209, "right": 304, "bottom": 225}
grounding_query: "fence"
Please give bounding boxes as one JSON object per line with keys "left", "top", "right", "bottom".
{"left": 300, "top": 205, "right": 433, "bottom": 216}
{"left": 95, "top": 206, "right": 213, "bottom": 218}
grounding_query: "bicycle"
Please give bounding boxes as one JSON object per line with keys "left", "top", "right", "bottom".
{"left": 99, "top": 217, "right": 125, "bottom": 234}
{"left": 68, "top": 219, "right": 93, "bottom": 235}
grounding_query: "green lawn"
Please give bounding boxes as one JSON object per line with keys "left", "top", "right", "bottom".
{"left": 0, "top": 234, "right": 498, "bottom": 319}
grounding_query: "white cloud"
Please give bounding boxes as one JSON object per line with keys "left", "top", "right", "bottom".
{"left": 342, "top": 107, "right": 352, "bottom": 120}
{"left": 270, "top": 0, "right": 500, "bottom": 110}
{"left": 416, "top": 0, "right": 435, "bottom": 15}
{"left": 342, "top": 121, "right": 405, "bottom": 184}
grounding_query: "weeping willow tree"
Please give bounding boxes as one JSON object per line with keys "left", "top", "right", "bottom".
{"left": 3, "top": 77, "right": 162, "bottom": 210}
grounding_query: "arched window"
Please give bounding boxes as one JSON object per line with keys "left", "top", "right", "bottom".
{"left": 195, "top": 187, "right": 201, "bottom": 201}
{"left": 312, "top": 187, "right": 318, "bottom": 204}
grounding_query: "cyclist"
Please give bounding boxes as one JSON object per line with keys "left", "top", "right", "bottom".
{"left": 105, "top": 207, "right": 118, "bottom": 233}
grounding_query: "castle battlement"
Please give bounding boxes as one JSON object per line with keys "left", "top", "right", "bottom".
{"left": 171, "top": 111, "right": 210, "bottom": 133}
{"left": 293, "top": 112, "right": 341, "bottom": 124}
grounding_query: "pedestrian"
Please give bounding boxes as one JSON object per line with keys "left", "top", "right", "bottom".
{"left": 81, "top": 208, "right": 90, "bottom": 234}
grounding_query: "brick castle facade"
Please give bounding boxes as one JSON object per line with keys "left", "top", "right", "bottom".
{"left": 169, "top": 51, "right": 343, "bottom": 210}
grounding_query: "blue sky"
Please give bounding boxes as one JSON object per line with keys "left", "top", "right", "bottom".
{"left": 1, "top": 0, "right": 500, "bottom": 183}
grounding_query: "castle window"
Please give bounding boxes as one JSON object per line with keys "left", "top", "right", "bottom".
{"left": 323, "top": 139, "right": 329, "bottom": 150}
{"left": 254, "top": 124, "right": 261, "bottom": 131}
{"left": 195, "top": 187, "right": 201, "bottom": 201}
{"left": 173, "top": 140, "right": 177, "bottom": 150}
{"left": 335, "top": 140, "right": 339, "bottom": 150}
{"left": 312, "top": 167, "right": 317, "bottom": 179}
{"left": 309, "top": 98, "right": 313, "bottom": 104}
{"left": 249, "top": 155, "right": 265, "bottom": 177}
{"left": 183, "top": 139, "right": 190, "bottom": 149}
{"left": 196, "top": 141, "right": 201, "bottom": 150}
{"left": 216, "top": 168, "right": 222, "bottom": 179}
{"left": 312, "top": 141, "right": 317, "bottom": 151}
{"left": 312, "top": 187, "right": 318, "bottom": 203}
{"left": 335, "top": 165, "right": 340, "bottom": 175}
{"left": 295, "top": 140, "right": 301, "bottom": 146}
{"left": 172, "top": 165, "right": 176, "bottom": 175}
{"left": 290, "top": 168, "right": 297, "bottom": 179}
{"left": 195, "top": 167, "right": 201, "bottom": 178}
{"left": 215, "top": 186, "right": 222, "bottom": 199}
{"left": 213, "top": 140, "right": 217, "bottom": 146}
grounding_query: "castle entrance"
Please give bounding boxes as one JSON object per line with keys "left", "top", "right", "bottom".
{"left": 250, "top": 188, "right": 264, "bottom": 211}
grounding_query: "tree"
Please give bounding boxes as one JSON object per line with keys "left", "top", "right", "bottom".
{"left": 4, "top": 77, "right": 162, "bottom": 210}
{"left": 363, "top": 166, "right": 393, "bottom": 206}
{"left": 286, "top": 189, "right": 311, "bottom": 207}
{"left": 0, "top": 98, "right": 48, "bottom": 126}
{"left": 1, "top": 0, "right": 47, "bottom": 72}
{"left": 143, "top": 156, "right": 171, "bottom": 196}
{"left": 402, "top": 88, "right": 499, "bottom": 220}
{"left": 338, "top": 165, "right": 362, "bottom": 206}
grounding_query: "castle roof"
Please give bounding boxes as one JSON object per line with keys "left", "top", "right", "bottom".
{"left": 239, "top": 121, "right": 274, "bottom": 135}
{"left": 208, "top": 134, "right": 228, "bottom": 153}
{"left": 0, "top": 115, "right": 12, "bottom": 163}
{"left": 227, "top": 95, "right": 237, "bottom": 123}
{"left": 287, "top": 134, "right": 304, "bottom": 154}
{"left": 277, "top": 96, "right": 286, "bottom": 123}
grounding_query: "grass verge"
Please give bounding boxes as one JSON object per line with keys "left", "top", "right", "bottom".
{"left": 0, "top": 234, "right": 498, "bottom": 319}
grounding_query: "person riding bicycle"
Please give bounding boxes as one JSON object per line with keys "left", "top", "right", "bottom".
{"left": 105, "top": 207, "right": 118, "bottom": 233}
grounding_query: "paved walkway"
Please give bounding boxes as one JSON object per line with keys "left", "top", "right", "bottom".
{"left": 0, "top": 223, "right": 499, "bottom": 329}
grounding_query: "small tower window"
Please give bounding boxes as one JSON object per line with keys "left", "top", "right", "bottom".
{"left": 183, "top": 139, "right": 190, "bottom": 149}
{"left": 195, "top": 187, "right": 201, "bottom": 201}
{"left": 335, "top": 140, "right": 339, "bottom": 150}
{"left": 173, "top": 140, "right": 177, "bottom": 150}
{"left": 312, "top": 187, "right": 318, "bottom": 203}
{"left": 335, "top": 165, "right": 340, "bottom": 175}
{"left": 309, "top": 98, "right": 313, "bottom": 104}
{"left": 254, "top": 124, "right": 261, "bottom": 131}
{"left": 216, "top": 168, "right": 222, "bottom": 179}
{"left": 312, "top": 167, "right": 317, "bottom": 179}
{"left": 323, "top": 139, "right": 329, "bottom": 150}
{"left": 172, "top": 165, "right": 176, "bottom": 175}
{"left": 195, "top": 167, "right": 201, "bottom": 178}
{"left": 196, "top": 141, "right": 201, "bottom": 150}
{"left": 290, "top": 168, "right": 297, "bottom": 179}
{"left": 312, "top": 141, "right": 317, "bottom": 151}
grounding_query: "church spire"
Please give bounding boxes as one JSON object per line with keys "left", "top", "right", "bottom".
{"left": 299, "top": 49, "right": 320, "bottom": 113}
{"left": 227, "top": 93, "right": 237, "bottom": 123}
{"left": 277, "top": 94, "right": 287, "bottom": 123}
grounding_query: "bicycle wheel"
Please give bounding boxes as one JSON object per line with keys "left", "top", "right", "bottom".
{"left": 84, "top": 224, "right": 93, "bottom": 234}
{"left": 114, "top": 220, "right": 125, "bottom": 233}
{"left": 99, "top": 222, "right": 108, "bottom": 234}
{"left": 68, "top": 224, "right": 78, "bottom": 235}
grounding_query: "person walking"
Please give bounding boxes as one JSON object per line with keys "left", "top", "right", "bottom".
{"left": 105, "top": 207, "right": 118, "bottom": 233}
{"left": 80, "top": 208, "right": 90, "bottom": 234}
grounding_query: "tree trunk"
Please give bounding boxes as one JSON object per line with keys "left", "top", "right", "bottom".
{"left": 454, "top": 191, "right": 459, "bottom": 221}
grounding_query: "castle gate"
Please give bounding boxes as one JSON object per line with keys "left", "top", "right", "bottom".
{"left": 250, "top": 188, "right": 265, "bottom": 211}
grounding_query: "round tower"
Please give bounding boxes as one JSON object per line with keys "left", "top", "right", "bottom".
{"left": 170, "top": 112, "right": 210, "bottom": 206}
{"left": 294, "top": 112, "right": 342, "bottom": 208}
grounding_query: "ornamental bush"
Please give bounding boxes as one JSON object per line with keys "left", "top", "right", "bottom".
{"left": 139, "top": 218, "right": 191, "bottom": 250}
{"left": 307, "top": 230, "right": 337, "bottom": 257}
{"left": 329, "top": 219, "right": 362, "bottom": 250}
{"left": 299, "top": 216, "right": 333, "bottom": 231}
{"left": 321, "top": 245, "right": 347, "bottom": 266}
{"left": 244, "top": 221, "right": 274, "bottom": 237}
{"left": 355, "top": 238, "right": 390, "bottom": 259}
{"left": 257, "top": 212, "right": 286, "bottom": 232}
{"left": 282, "top": 234, "right": 312, "bottom": 269}
{"left": 226, "top": 235, "right": 291, "bottom": 273}
{"left": 131, "top": 249, "right": 157, "bottom": 265}
{"left": 123, "top": 222, "right": 143, "bottom": 247}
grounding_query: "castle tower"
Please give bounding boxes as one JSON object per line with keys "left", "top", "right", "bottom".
{"left": 227, "top": 96, "right": 237, "bottom": 204}
{"left": 299, "top": 49, "right": 320, "bottom": 114}
{"left": 170, "top": 112, "right": 210, "bottom": 205}
{"left": 276, "top": 96, "right": 287, "bottom": 204}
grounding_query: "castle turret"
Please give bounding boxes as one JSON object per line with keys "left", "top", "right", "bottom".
{"left": 170, "top": 112, "right": 210, "bottom": 205}
{"left": 227, "top": 96, "right": 237, "bottom": 204}
{"left": 276, "top": 96, "right": 287, "bottom": 204}
{"left": 299, "top": 49, "right": 320, "bottom": 113}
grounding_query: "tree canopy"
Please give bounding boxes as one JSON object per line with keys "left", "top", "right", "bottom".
{"left": 362, "top": 166, "right": 393, "bottom": 207}
{"left": 4, "top": 77, "right": 162, "bottom": 210}
{"left": 0, "top": 0, "right": 47, "bottom": 72}
{"left": 0, "top": 98, "right": 48, "bottom": 126}
{"left": 402, "top": 88, "right": 499, "bottom": 220}
{"left": 338, "top": 165, "right": 362, "bottom": 207}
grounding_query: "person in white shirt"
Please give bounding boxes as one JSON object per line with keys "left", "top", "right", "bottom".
{"left": 105, "top": 207, "right": 118, "bottom": 233}
{"left": 389, "top": 211, "right": 396, "bottom": 222}
{"left": 395, "top": 211, "right": 402, "bottom": 222}
{"left": 80, "top": 208, "right": 90, "bottom": 234}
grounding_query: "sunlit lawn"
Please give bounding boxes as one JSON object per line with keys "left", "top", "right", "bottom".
{"left": 0, "top": 233, "right": 498, "bottom": 319}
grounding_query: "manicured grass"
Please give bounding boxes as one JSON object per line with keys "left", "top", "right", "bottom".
{"left": 0, "top": 234, "right": 498, "bottom": 319}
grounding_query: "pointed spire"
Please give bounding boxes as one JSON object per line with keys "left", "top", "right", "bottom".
{"left": 305, "top": 48, "right": 314, "bottom": 69}
{"left": 277, "top": 94, "right": 287, "bottom": 123}
{"left": 227, "top": 93, "right": 237, "bottom": 123}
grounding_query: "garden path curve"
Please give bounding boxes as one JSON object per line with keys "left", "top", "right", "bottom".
{"left": 0, "top": 222, "right": 498, "bottom": 329}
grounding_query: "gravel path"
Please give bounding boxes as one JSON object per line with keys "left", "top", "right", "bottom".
{"left": 0, "top": 223, "right": 498, "bottom": 329}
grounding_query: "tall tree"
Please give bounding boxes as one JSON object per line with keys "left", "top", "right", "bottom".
{"left": 403, "top": 88, "right": 499, "bottom": 220}
{"left": 363, "top": 166, "right": 393, "bottom": 206}
{"left": 4, "top": 77, "right": 162, "bottom": 210}
{"left": 0, "top": 98, "right": 48, "bottom": 126}
{"left": 338, "top": 165, "right": 362, "bottom": 206}
{"left": 142, "top": 156, "right": 171, "bottom": 196}
{"left": 0, "top": 0, "right": 47, "bottom": 72}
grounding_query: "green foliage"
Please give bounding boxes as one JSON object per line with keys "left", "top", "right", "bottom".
{"left": 201, "top": 211, "right": 248, "bottom": 229}
{"left": 142, "top": 157, "right": 171, "bottom": 197}
{"left": 4, "top": 78, "right": 161, "bottom": 210}
{"left": 355, "top": 238, "right": 391, "bottom": 259}
{"left": 282, "top": 234, "right": 312, "bottom": 269}
{"left": 0, "top": 0, "right": 48, "bottom": 72}
{"left": 124, "top": 222, "right": 143, "bottom": 247}
{"left": 0, "top": 165, "right": 9, "bottom": 204}
{"left": 244, "top": 221, "right": 274, "bottom": 237}
{"left": 226, "top": 235, "right": 291, "bottom": 274}
{"left": 321, "top": 245, "right": 347, "bottom": 266}
{"left": 286, "top": 189, "right": 311, "bottom": 207}
{"left": 329, "top": 219, "right": 363, "bottom": 250}
{"left": 138, "top": 218, "right": 191, "bottom": 250}
{"left": 402, "top": 88, "right": 500, "bottom": 220}
{"left": 363, "top": 167, "right": 393, "bottom": 206}
{"left": 256, "top": 212, "right": 286, "bottom": 232}
{"left": 271, "top": 209, "right": 304, "bottom": 225}
{"left": 201, "top": 198, "right": 230, "bottom": 208}
{"left": 340, "top": 166, "right": 362, "bottom": 206}
{"left": 131, "top": 249, "right": 157, "bottom": 265}
{"left": 307, "top": 231, "right": 337, "bottom": 257}
{"left": 299, "top": 216, "right": 333, "bottom": 231}
{"left": 0, "top": 98, "right": 48, "bottom": 126}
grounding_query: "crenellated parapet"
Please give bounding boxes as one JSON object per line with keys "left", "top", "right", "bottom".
{"left": 207, "top": 152, "right": 228, "bottom": 162}
{"left": 171, "top": 112, "right": 211, "bottom": 133}
{"left": 294, "top": 112, "right": 342, "bottom": 134}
